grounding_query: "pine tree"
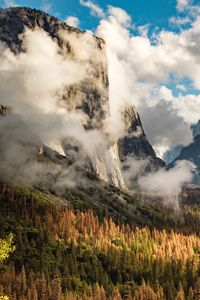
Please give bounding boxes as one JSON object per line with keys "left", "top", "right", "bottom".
{"left": 187, "top": 287, "right": 194, "bottom": 300}
{"left": 31, "top": 283, "right": 38, "bottom": 300}
{"left": 134, "top": 281, "right": 157, "bottom": 300}
{"left": 110, "top": 287, "right": 122, "bottom": 300}
{"left": 93, "top": 283, "right": 102, "bottom": 300}
{"left": 36, "top": 273, "right": 47, "bottom": 300}
{"left": 175, "top": 285, "right": 185, "bottom": 300}
{"left": 21, "top": 265, "right": 27, "bottom": 295}
{"left": 50, "top": 277, "right": 62, "bottom": 300}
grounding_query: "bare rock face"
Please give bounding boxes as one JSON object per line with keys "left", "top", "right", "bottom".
{"left": 0, "top": 7, "right": 164, "bottom": 189}
{"left": 119, "top": 106, "right": 165, "bottom": 167}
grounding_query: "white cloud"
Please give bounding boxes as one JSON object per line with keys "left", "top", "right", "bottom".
{"left": 0, "top": 27, "right": 92, "bottom": 186}
{"left": 95, "top": 6, "right": 200, "bottom": 155}
{"left": 174, "top": 0, "right": 200, "bottom": 23}
{"left": 169, "top": 16, "right": 191, "bottom": 26}
{"left": 0, "top": 27, "right": 127, "bottom": 188}
{"left": 0, "top": 28, "right": 86, "bottom": 136}
{"left": 138, "top": 160, "right": 195, "bottom": 207}
{"left": 173, "top": 94, "right": 200, "bottom": 124}
{"left": 176, "top": 84, "right": 187, "bottom": 91}
{"left": 107, "top": 6, "right": 131, "bottom": 27}
{"left": 140, "top": 100, "right": 192, "bottom": 149}
{"left": 176, "top": 0, "right": 190, "bottom": 12}
{"left": 66, "top": 16, "right": 80, "bottom": 27}
{"left": 80, "top": 0, "right": 105, "bottom": 18}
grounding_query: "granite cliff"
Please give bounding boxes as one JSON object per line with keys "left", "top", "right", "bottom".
{"left": 0, "top": 7, "right": 165, "bottom": 189}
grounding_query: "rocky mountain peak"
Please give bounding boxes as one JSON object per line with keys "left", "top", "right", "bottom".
{"left": 0, "top": 7, "right": 165, "bottom": 189}
{"left": 0, "top": 7, "right": 105, "bottom": 53}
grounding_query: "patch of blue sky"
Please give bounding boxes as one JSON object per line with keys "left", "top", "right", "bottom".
{"left": 167, "top": 74, "right": 200, "bottom": 97}
{"left": 0, "top": 0, "right": 180, "bottom": 31}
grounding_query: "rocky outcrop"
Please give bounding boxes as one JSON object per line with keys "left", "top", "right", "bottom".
{"left": 163, "top": 145, "right": 184, "bottom": 165}
{"left": 0, "top": 7, "right": 164, "bottom": 189}
{"left": 170, "top": 134, "right": 200, "bottom": 184}
{"left": 119, "top": 106, "right": 165, "bottom": 168}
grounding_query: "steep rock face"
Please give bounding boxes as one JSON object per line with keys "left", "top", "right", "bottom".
{"left": 169, "top": 120, "right": 200, "bottom": 184}
{"left": 163, "top": 144, "right": 184, "bottom": 165}
{"left": 0, "top": 7, "right": 164, "bottom": 189}
{"left": 118, "top": 106, "right": 165, "bottom": 169}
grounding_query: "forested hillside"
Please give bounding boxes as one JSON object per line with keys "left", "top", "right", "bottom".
{"left": 0, "top": 183, "right": 200, "bottom": 300}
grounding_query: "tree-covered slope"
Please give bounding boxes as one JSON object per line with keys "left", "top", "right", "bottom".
{"left": 0, "top": 183, "right": 200, "bottom": 299}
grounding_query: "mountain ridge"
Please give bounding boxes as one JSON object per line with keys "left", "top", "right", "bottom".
{"left": 0, "top": 6, "right": 165, "bottom": 190}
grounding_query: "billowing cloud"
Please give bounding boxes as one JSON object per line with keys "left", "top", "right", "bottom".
{"left": 107, "top": 6, "right": 131, "bottom": 27}
{"left": 173, "top": 0, "right": 200, "bottom": 25}
{"left": 138, "top": 160, "right": 195, "bottom": 207}
{"left": 0, "top": 26, "right": 127, "bottom": 189}
{"left": 139, "top": 99, "right": 192, "bottom": 157}
{"left": 96, "top": 5, "right": 200, "bottom": 155}
{"left": 80, "top": 0, "right": 105, "bottom": 18}
{"left": 0, "top": 28, "right": 85, "bottom": 115}
{"left": 0, "top": 27, "right": 89, "bottom": 183}
{"left": 173, "top": 94, "right": 200, "bottom": 124}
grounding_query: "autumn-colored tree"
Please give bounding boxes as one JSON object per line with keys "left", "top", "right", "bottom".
{"left": 134, "top": 281, "right": 158, "bottom": 300}
{"left": 110, "top": 287, "right": 122, "bottom": 300}
{"left": 36, "top": 273, "right": 47, "bottom": 300}
{"left": 1, "top": 184, "right": 200, "bottom": 300}
{"left": 50, "top": 277, "right": 62, "bottom": 300}
{"left": 175, "top": 285, "right": 185, "bottom": 300}
{"left": 0, "top": 234, "right": 15, "bottom": 263}
{"left": 0, "top": 234, "right": 15, "bottom": 300}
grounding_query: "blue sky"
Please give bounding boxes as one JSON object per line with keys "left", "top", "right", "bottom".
{"left": 0, "top": 0, "right": 193, "bottom": 31}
